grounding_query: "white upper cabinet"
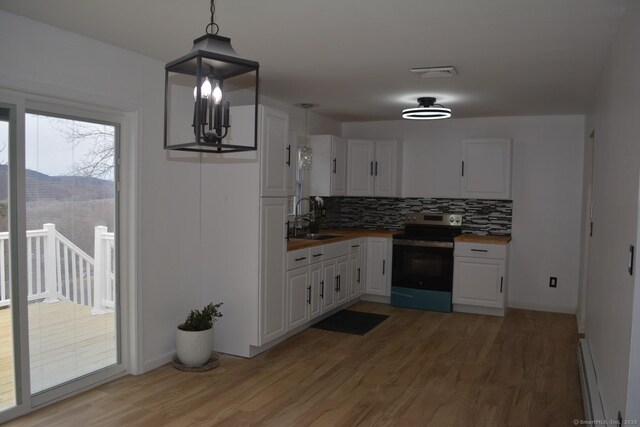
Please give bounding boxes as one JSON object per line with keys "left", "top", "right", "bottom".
{"left": 346, "top": 139, "right": 375, "bottom": 196}
{"left": 374, "top": 140, "right": 398, "bottom": 197}
{"left": 260, "top": 106, "right": 290, "bottom": 197}
{"left": 346, "top": 139, "right": 400, "bottom": 197}
{"left": 461, "top": 139, "right": 512, "bottom": 200}
{"left": 309, "top": 135, "right": 347, "bottom": 196}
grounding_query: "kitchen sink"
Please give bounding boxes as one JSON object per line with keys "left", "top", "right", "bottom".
{"left": 294, "top": 233, "right": 341, "bottom": 241}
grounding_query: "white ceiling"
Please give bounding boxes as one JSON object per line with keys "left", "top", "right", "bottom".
{"left": 0, "top": 0, "right": 628, "bottom": 121}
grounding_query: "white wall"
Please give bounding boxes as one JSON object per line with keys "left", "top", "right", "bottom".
{"left": 343, "top": 115, "right": 585, "bottom": 314}
{"left": 583, "top": 1, "right": 640, "bottom": 420}
{"left": 0, "top": 11, "right": 341, "bottom": 372}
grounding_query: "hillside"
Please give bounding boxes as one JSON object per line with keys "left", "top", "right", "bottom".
{"left": 0, "top": 164, "right": 115, "bottom": 201}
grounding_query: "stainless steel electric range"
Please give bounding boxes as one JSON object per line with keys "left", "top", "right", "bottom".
{"left": 391, "top": 212, "right": 462, "bottom": 312}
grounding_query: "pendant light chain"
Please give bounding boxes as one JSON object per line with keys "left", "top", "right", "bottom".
{"left": 206, "top": 0, "right": 220, "bottom": 35}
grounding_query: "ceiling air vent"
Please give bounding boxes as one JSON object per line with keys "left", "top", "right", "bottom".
{"left": 410, "top": 66, "right": 458, "bottom": 79}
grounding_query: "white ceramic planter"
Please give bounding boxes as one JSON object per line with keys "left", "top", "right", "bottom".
{"left": 176, "top": 326, "right": 214, "bottom": 367}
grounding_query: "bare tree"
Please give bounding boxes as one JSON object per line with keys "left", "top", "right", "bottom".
{"left": 54, "top": 120, "right": 115, "bottom": 179}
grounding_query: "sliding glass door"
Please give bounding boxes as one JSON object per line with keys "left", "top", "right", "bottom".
{"left": 0, "top": 97, "right": 124, "bottom": 421}
{"left": 25, "top": 111, "right": 119, "bottom": 394}
{"left": 0, "top": 105, "right": 16, "bottom": 411}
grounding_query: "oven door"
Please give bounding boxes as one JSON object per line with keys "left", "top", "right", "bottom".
{"left": 391, "top": 240, "right": 454, "bottom": 292}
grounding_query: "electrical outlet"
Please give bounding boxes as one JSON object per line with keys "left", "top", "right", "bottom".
{"left": 549, "top": 277, "right": 557, "bottom": 288}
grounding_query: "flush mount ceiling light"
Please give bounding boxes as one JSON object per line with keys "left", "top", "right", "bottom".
{"left": 402, "top": 97, "right": 452, "bottom": 120}
{"left": 164, "top": 0, "right": 259, "bottom": 153}
{"left": 410, "top": 66, "right": 458, "bottom": 79}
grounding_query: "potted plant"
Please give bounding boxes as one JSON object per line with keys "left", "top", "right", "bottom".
{"left": 176, "top": 302, "right": 223, "bottom": 367}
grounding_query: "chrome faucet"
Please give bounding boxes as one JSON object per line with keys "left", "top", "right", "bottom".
{"left": 293, "top": 198, "right": 315, "bottom": 236}
{"left": 292, "top": 196, "right": 325, "bottom": 237}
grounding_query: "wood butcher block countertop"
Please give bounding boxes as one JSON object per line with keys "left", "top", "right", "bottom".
{"left": 287, "top": 229, "right": 397, "bottom": 251}
{"left": 454, "top": 234, "right": 511, "bottom": 245}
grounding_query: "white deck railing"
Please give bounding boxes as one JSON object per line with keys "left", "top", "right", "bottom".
{"left": 0, "top": 224, "right": 115, "bottom": 314}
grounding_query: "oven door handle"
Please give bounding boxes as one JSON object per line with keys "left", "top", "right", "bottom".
{"left": 392, "top": 240, "right": 454, "bottom": 249}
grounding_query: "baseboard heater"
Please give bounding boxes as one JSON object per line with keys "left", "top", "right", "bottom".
{"left": 578, "top": 338, "right": 605, "bottom": 421}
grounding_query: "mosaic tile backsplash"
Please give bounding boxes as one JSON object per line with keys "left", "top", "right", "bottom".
{"left": 318, "top": 197, "right": 512, "bottom": 235}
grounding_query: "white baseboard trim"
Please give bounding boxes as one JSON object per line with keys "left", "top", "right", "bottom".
{"left": 508, "top": 300, "right": 576, "bottom": 314}
{"left": 454, "top": 304, "right": 505, "bottom": 317}
{"left": 143, "top": 351, "right": 174, "bottom": 373}
{"left": 578, "top": 338, "right": 605, "bottom": 421}
{"left": 361, "top": 294, "right": 391, "bottom": 304}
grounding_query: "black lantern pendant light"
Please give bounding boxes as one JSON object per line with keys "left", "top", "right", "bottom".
{"left": 164, "top": 0, "right": 259, "bottom": 153}
{"left": 402, "top": 97, "right": 452, "bottom": 120}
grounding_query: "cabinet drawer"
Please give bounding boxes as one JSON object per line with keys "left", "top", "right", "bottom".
{"left": 323, "top": 240, "right": 350, "bottom": 260}
{"left": 287, "top": 248, "right": 310, "bottom": 270}
{"left": 309, "top": 246, "right": 324, "bottom": 264}
{"left": 349, "top": 239, "right": 363, "bottom": 253}
{"left": 454, "top": 242, "right": 507, "bottom": 259}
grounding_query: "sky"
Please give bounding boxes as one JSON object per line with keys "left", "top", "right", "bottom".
{"left": 0, "top": 114, "right": 115, "bottom": 180}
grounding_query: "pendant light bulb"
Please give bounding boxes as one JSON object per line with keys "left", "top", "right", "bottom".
{"left": 193, "top": 78, "right": 213, "bottom": 100}
{"left": 201, "top": 78, "right": 212, "bottom": 99}
{"left": 212, "top": 82, "right": 222, "bottom": 104}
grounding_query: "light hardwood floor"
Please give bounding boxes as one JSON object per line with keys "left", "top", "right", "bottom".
{"left": 0, "top": 300, "right": 116, "bottom": 410}
{"left": 6, "top": 302, "right": 583, "bottom": 426}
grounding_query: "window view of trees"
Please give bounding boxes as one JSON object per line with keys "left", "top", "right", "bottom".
{"left": 24, "top": 114, "right": 116, "bottom": 256}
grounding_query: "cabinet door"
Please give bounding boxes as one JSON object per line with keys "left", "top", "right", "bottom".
{"left": 347, "top": 139, "right": 375, "bottom": 196}
{"left": 321, "top": 260, "right": 336, "bottom": 312}
{"left": 331, "top": 136, "right": 347, "bottom": 196}
{"left": 366, "top": 238, "right": 389, "bottom": 296}
{"left": 348, "top": 251, "right": 360, "bottom": 300}
{"left": 374, "top": 140, "right": 398, "bottom": 197}
{"left": 287, "top": 267, "right": 309, "bottom": 331}
{"left": 452, "top": 257, "right": 505, "bottom": 308}
{"left": 260, "top": 106, "right": 289, "bottom": 197}
{"left": 358, "top": 241, "right": 367, "bottom": 295}
{"left": 461, "top": 139, "right": 511, "bottom": 200}
{"left": 336, "top": 255, "right": 349, "bottom": 305}
{"left": 259, "top": 198, "right": 287, "bottom": 345}
{"left": 309, "top": 263, "right": 323, "bottom": 320}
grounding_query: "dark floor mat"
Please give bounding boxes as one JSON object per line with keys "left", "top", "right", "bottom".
{"left": 311, "top": 310, "right": 389, "bottom": 335}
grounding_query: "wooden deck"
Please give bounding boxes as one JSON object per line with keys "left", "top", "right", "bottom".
{"left": 6, "top": 302, "right": 583, "bottom": 426}
{"left": 0, "top": 300, "right": 116, "bottom": 410}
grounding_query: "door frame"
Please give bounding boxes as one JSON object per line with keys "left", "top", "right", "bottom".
{"left": 0, "top": 86, "right": 140, "bottom": 423}
{"left": 577, "top": 130, "right": 595, "bottom": 334}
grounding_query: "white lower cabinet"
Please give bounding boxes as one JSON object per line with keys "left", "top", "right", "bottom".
{"left": 321, "top": 260, "right": 337, "bottom": 312}
{"left": 365, "top": 237, "right": 392, "bottom": 296}
{"left": 309, "top": 262, "right": 323, "bottom": 319}
{"left": 335, "top": 255, "right": 349, "bottom": 305}
{"left": 286, "top": 267, "right": 310, "bottom": 331}
{"left": 280, "top": 236, "right": 391, "bottom": 346}
{"left": 348, "top": 239, "right": 365, "bottom": 299}
{"left": 452, "top": 242, "right": 509, "bottom": 316}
